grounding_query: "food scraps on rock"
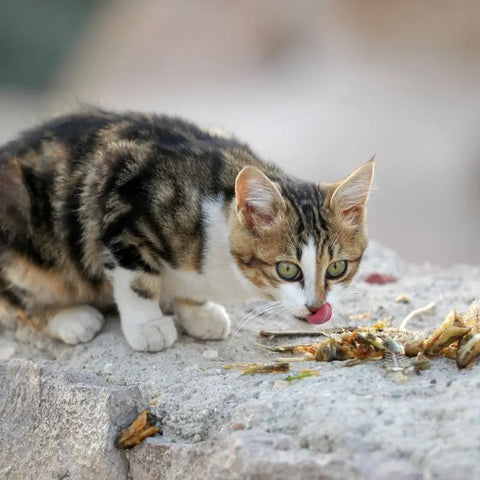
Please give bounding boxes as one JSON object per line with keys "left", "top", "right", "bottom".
{"left": 256, "top": 302, "right": 480, "bottom": 380}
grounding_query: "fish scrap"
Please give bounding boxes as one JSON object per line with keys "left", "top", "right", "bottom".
{"left": 257, "top": 303, "right": 480, "bottom": 372}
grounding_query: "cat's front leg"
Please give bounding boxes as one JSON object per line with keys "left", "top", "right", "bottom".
{"left": 174, "top": 299, "right": 230, "bottom": 340}
{"left": 110, "top": 268, "right": 177, "bottom": 351}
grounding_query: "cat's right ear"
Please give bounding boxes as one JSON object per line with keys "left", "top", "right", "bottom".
{"left": 235, "top": 166, "right": 285, "bottom": 229}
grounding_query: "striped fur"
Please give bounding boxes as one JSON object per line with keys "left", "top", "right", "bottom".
{"left": 0, "top": 108, "right": 373, "bottom": 350}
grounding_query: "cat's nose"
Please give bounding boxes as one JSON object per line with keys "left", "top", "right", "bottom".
{"left": 306, "top": 305, "right": 321, "bottom": 314}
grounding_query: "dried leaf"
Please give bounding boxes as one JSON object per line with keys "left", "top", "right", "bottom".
{"left": 456, "top": 333, "right": 480, "bottom": 368}
{"left": 117, "top": 410, "right": 161, "bottom": 449}
{"left": 462, "top": 303, "right": 480, "bottom": 329}
{"left": 241, "top": 363, "right": 290, "bottom": 375}
{"left": 285, "top": 369, "right": 320, "bottom": 382}
{"left": 423, "top": 310, "right": 471, "bottom": 356}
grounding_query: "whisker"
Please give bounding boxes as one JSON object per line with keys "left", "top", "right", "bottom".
{"left": 255, "top": 301, "right": 314, "bottom": 332}
{"left": 260, "top": 304, "right": 293, "bottom": 326}
{"left": 225, "top": 302, "right": 285, "bottom": 347}
{"left": 233, "top": 302, "right": 284, "bottom": 335}
{"left": 231, "top": 304, "right": 275, "bottom": 336}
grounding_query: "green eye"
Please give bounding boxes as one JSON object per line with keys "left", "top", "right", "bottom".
{"left": 276, "top": 261, "right": 302, "bottom": 282}
{"left": 326, "top": 260, "right": 348, "bottom": 279}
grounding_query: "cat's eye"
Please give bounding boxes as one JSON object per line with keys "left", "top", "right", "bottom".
{"left": 326, "top": 260, "right": 348, "bottom": 279}
{"left": 276, "top": 261, "right": 302, "bottom": 282}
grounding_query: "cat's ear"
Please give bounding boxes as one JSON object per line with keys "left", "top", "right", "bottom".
{"left": 235, "top": 166, "right": 285, "bottom": 229}
{"left": 329, "top": 159, "right": 374, "bottom": 226}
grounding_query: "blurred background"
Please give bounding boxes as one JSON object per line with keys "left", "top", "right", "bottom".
{"left": 0, "top": 0, "right": 479, "bottom": 266}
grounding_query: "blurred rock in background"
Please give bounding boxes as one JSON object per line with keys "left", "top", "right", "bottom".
{"left": 1, "top": 0, "right": 479, "bottom": 266}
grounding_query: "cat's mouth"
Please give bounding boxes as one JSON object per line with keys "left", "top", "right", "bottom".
{"left": 295, "top": 303, "right": 333, "bottom": 325}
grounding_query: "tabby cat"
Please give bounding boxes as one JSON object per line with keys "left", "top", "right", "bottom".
{"left": 0, "top": 109, "right": 374, "bottom": 351}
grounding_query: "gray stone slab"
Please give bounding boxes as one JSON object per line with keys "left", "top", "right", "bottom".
{"left": 0, "top": 360, "right": 141, "bottom": 480}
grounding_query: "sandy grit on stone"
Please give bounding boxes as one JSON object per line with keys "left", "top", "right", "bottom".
{"left": 0, "top": 241, "right": 479, "bottom": 480}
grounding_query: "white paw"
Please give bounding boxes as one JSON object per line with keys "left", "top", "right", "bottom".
{"left": 123, "top": 316, "right": 178, "bottom": 352}
{"left": 175, "top": 301, "right": 230, "bottom": 340}
{"left": 46, "top": 306, "right": 104, "bottom": 345}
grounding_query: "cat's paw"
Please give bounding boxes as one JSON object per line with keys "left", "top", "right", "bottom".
{"left": 45, "top": 306, "right": 104, "bottom": 345}
{"left": 175, "top": 301, "right": 230, "bottom": 340}
{"left": 123, "top": 316, "right": 178, "bottom": 352}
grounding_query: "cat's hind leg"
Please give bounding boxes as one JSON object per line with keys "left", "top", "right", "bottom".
{"left": 0, "top": 254, "right": 108, "bottom": 344}
{"left": 174, "top": 299, "right": 231, "bottom": 340}
{"left": 0, "top": 290, "right": 30, "bottom": 330}
{"left": 0, "top": 290, "right": 105, "bottom": 345}
{"left": 43, "top": 305, "right": 105, "bottom": 345}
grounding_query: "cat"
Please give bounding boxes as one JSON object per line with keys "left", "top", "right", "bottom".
{"left": 0, "top": 108, "right": 374, "bottom": 351}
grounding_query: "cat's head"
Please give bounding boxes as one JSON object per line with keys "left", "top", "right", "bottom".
{"left": 229, "top": 160, "right": 374, "bottom": 324}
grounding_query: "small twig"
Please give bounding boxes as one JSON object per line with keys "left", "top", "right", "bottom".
{"left": 259, "top": 329, "right": 319, "bottom": 338}
{"left": 276, "top": 356, "right": 312, "bottom": 363}
{"left": 255, "top": 342, "right": 297, "bottom": 353}
{"left": 399, "top": 302, "right": 436, "bottom": 330}
{"left": 259, "top": 328, "right": 353, "bottom": 338}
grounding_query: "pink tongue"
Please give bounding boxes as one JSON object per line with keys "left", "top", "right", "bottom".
{"left": 306, "top": 303, "right": 332, "bottom": 325}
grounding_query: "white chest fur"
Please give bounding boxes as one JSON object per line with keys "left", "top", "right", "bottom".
{"left": 161, "top": 196, "right": 261, "bottom": 303}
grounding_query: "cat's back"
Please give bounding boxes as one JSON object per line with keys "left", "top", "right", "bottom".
{"left": 0, "top": 108, "right": 229, "bottom": 163}
{"left": 0, "top": 108, "right": 258, "bottom": 210}
{"left": 7, "top": 107, "right": 261, "bottom": 155}
{"left": 0, "top": 108, "right": 271, "bottom": 258}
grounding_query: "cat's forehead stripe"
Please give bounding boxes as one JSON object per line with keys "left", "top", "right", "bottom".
{"left": 280, "top": 180, "right": 327, "bottom": 244}
{"left": 301, "top": 237, "right": 317, "bottom": 303}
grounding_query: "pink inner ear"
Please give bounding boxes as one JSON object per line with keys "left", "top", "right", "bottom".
{"left": 342, "top": 205, "right": 364, "bottom": 223}
{"left": 242, "top": 203, "right": 273, "bottom": 229}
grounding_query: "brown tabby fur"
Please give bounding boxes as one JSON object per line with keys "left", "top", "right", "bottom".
{"left": 0, "top": 108, "right": 371, "bottom": 337}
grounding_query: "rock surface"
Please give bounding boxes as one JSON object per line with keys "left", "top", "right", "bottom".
{"left": 1, "top": 242, "right": 479, "bottom": 480}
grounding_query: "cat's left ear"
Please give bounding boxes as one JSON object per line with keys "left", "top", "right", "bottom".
{"left": 235, "top": 166, "right": 286, "bottom": 229}
{"left": 329, "top": 159, "right": 375, "bottom": 226}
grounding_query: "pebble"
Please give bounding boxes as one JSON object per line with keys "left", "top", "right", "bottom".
{"left": 202, "top": 349, "right": 218, "bottom": 359}
{"left": 103, "top": 363, "right": 114, "bottom": 374}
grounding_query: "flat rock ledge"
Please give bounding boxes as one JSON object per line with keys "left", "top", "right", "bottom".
{"left": 1, "top": 242, "right": 479, "bottom": 480}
